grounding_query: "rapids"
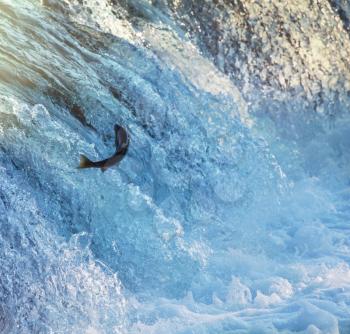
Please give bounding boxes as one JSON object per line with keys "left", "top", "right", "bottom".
{"left": 0, "top": 0, "right": 350, "bottom": 333}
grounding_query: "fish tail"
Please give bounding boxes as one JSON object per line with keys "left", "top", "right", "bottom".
{"left": 78, "top": 154, "right": 94, "bottom": 168}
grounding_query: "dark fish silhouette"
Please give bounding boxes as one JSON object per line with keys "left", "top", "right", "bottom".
{"left": 78, "top": 124, "right": 129, "bottom": 172}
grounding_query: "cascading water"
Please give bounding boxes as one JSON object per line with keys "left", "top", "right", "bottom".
{"left": 0, "top": 0, "right": 350, "bottom": 333}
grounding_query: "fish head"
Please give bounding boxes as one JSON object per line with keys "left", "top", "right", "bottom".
{"left": 114, "top": 124, "right": 129, "bottom": 149}
{"left": 114, "top": 124, "right": 122, "bottom": 132}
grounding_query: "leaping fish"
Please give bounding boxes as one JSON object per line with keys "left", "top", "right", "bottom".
{"left": 78, "top": 124, "right": 129, "bottom": 172}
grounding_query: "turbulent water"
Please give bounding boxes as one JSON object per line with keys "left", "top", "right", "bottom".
{"left": 0, "top": 0, "right": 350, "bottom": 333}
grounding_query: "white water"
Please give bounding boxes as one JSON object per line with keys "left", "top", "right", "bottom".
{"left": 0, "top": 0, "right": 350, "bottom": 333}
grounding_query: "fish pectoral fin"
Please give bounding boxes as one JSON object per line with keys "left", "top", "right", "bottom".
{"left": 101, "top": 166, "right": 108, "bottom": 172}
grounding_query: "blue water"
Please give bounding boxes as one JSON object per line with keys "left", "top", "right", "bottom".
{"left": 1, "top": 0, "right": 350, "bottom": 333}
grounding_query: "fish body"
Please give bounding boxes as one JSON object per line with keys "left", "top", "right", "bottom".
{"left": 79, "top": 124, "right": 129, "bottom": 172}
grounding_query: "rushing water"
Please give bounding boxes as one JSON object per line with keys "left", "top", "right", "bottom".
{"left": 0, "top": 0, "right": 350, "bottom": 333}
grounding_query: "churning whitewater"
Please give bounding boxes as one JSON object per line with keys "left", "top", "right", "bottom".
{"left": 0, "top": 0, "right": 350, "bottom": 333}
